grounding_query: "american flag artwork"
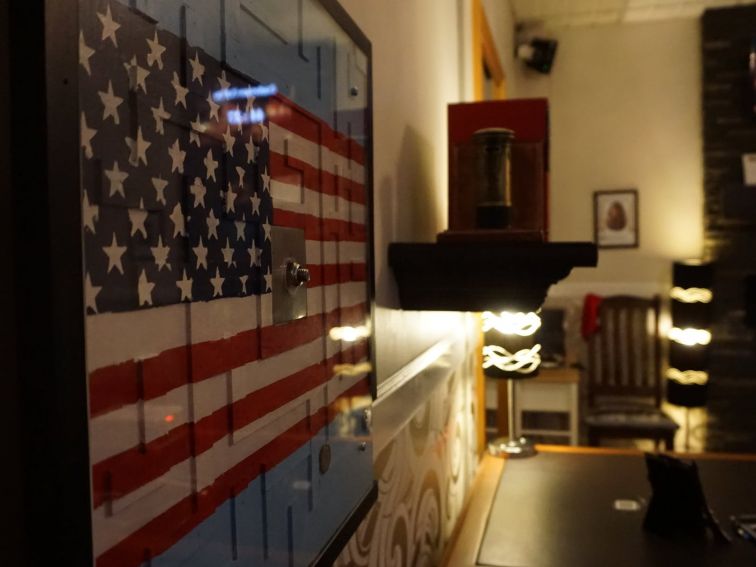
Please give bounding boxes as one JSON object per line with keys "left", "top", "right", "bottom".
{"left": 79, "top": 1, "right": 373, "bottom": 565}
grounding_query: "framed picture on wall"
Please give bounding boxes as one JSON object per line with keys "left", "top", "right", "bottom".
{"left": 593, "top": 189, "right": 639, "bottom": 248}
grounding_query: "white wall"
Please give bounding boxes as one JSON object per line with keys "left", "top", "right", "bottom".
{"left": 338, "top": 0, "right": 462, "bottom": 382}
{"left": 482, "top": 0, "right": 521, "bottom": 97}
{"left": 339, "top": 0, "right": 516, "bottom": 382}
{"left": 516, "top": 19, "right": 703, "bottom": 297}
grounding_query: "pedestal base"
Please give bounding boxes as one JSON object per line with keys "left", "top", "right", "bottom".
{"left": 488, "top": 436, "right": 538, "bottom": 458}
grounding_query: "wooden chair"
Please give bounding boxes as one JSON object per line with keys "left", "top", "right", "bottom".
{"left": 584, "top": 295, "right": 679, "bottom": 450}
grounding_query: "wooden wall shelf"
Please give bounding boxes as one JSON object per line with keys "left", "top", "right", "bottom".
{"left": 388, "top": 241, "right": 597, "bottom": 312}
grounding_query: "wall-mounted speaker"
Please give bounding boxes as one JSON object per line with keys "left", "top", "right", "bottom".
{"left": 516, "top": 38, "right": 558, "bottom": 74}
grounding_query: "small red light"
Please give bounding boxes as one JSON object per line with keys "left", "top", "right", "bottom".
{"left": 164, "top": 414, "right": 175, "bottom": 423}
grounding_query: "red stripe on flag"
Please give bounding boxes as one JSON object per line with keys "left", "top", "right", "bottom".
{"left": 307, "top": 263, "right": 366, "bottom": 287}
{"left": 268, "top": 151, "right": 366, "bottom": 205}
{"left": 91, "top": 341, "right": 368, "bottom": 509}
{"left": 230, "top": 362, "right": 325, "bottom": 434}
{"left": 91, "top": 424, "right": 192, "bottom": 509}
{"left": 95, "top": 379, "right": 372, "bottom": 567}
{"left": 267, "top": 95, "right": 365, "bottom": 166}
{"left": 273, "top": 209, "right": 366, "bottom": 242}
{"left": 89, "top": 302, "right": 368, "bottom": 418}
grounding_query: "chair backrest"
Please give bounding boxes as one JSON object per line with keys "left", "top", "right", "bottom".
{"left": 587, "top": 295, "right": 662, "bottom": 408}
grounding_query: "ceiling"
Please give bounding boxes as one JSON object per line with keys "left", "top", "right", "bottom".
{"left": 509, "top": 0, "right": 756, "bottom": 27}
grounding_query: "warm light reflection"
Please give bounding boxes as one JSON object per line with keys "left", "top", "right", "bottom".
{"left": 329, "top": 324, "right": 370, "bottom": 342}
{"left": 670, "top": 286, "right": 713, "bottom": 304}
{"left": 668, "top": 327, "right": 712, "bottom": 346}
{"left": 481, "top": 311, "right": 541, "bottom": 336}
{"left": 334, "top": 362, "right": 373, "bottom": 376}
{"left": 482, "top": 344, "right": 541, "bottom": 374}
{"left": 666, "top": 368, "right": 710, "bottom": 385}
{"left": 164, "top": 414, "right": 175, "bottom": 424}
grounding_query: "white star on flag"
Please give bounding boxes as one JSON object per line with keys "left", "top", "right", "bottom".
{"left": 217, "top": 70, "right": 231, "bottom": 91}
{"left": 249, "top": 244, "right": 261, "bottom": 267}
{"left": 125, "top": 56, "right": 149, "bottom": 93}
{"left": 190, "top": 114, "right": 204, "bottom": 147}
{"left": 210, "top": 268, "right": 225, "bottom": 297}
{"left": 97, "top": 4, "right": 120, "bottom": 47}
{"left": 263, "top": 219, "right": 272, "bottom": 241}
{"left": 172, "top": 72, "right": 189, "bottom": 109}
{"left": 221, "top": 238, "right": 235, "bottom": 267}
{"left": 137, "top": 269, "right": 155, "bottom": 306}
{"left": 250, "top": 192, "right": 261, "bottom": 216}
{"left": 151, "top": 236, "right": 171, "bottom": 271}
{"left": 206, "top": 92, "right": 220, "bottom": 122}
{"left": 225, "top": 185, "right": 236, "bottom": 215}
{"left": 234, "top": 221, "right": 246, "bottom": 242}
{"left": 264, "top": 268, "right": 273, "bottom": 291}
{"left": 151, "top": 98, "right": 170, "bottom": 135}
{"left": 244, "top": 136, "right": 256, "bottom": 164}
{"left": 204, "top": 149, "right": 219, "bottom": 181}
{"left": 176, "top": 269, "right": 193, "bottom": 301}
{"left": 84, "top": 273, "right": 101, "bottom": 313}
{"left": 168, "top": 138, "right": 186, "bottom": 173}
{"left": 193, "top": 238, "right": 208, "bottom": 270}
{"left": 222, "top": 126, "right": 235, "bottom": 156}
{"left": 128, "top": 201, "right": 148, "bottom": 238}
{"left": 146, "top": 31, "right": 166, "bottom": 69}
{"left": 98, "top": 80, "right": 123, "bottom": 124}
{"left": 79, "top": 31, "right": 95, "bottom": 76}
{"left": 170, "top": 203, "right": 185, "bottom": 237}
{"left": 189, "top": 51, "right": 205, "bottom": 85}
{"left": 81, "top": 113, "right": 97, "bottom": 159}
{"left": 82, "top": 192, "right": 99, "bottom": 233}
{"left": 104, "top": 161, "right": 128, "bottom": 198}
{"left": 207, "top": 209, "right": 220, "bottom": 239}
{"left": 151, "top": 176, "right": 168, "bottom": 205}
{"left": 103, "top": 233, "right": 127, "bottom": 274}
{"left": 235, "top": 166, "right": 246, "bottom": 186}
{"left": 190, "top": 177, "right": 207, "bottom": 209}
{"left": 126, "top": 127, "right": 151, "bottom": 167}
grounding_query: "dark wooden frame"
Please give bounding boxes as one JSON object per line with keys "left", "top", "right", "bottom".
{"left": 593, "top": 188, "right": 639, "bottom": 249}
{"left": 2, "top": 0, "right": 375, "bottom": 564}
{"left": 2, "top": 1, "right": 92, "bottom": 565}
{"left": 319, "top": 0, "right": 379, "bottom": 399}
{"left": 313, "top": 2, "right": 380, "bottom": 559}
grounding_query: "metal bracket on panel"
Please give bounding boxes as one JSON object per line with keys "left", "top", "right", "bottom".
{"left": 271, "top": 226, "right": 309, "bottom": 324}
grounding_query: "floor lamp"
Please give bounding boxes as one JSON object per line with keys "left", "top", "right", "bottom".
{"left": 483, "top": 310, "right": 542, "bottom": 458}
{"left": 667, "top": 260, "right": 713, "bottom": 451}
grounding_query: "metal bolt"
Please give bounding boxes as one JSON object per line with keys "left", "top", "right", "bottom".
{"left": 286, "top": 261, "right": 310, "bottom": 288}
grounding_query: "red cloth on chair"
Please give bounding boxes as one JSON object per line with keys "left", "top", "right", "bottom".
{"left": 581, "top": 294, "right": 603, "bottom": 339}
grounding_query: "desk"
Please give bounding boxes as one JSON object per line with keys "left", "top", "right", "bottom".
{"left": 477, "top": 448, "right": 756, "bottom": 567}
{"left": 513, "top": 366, "right": 579, "bottom": 445}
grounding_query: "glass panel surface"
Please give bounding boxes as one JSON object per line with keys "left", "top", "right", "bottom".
{"left": 78, "top": 1, "right": 373, "bottom": 564}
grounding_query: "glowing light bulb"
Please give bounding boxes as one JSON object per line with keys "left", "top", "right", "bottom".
{"left": 329, "top": 324, "right": 371, "bottom": 342}
{"left": 666, "top": 368, "right": 709, "bottom": 386}
{"left": 670, "top": 287, "right": 713, "bottom": 304}
{"left": 333, "top": 362, "right": 373, "bottom": 376}
{"left": 482, "top": 344, "right": 541, "bottom": 374}
{"left": 668, "top": 327, "right": 711, "bottom": 346}
{"left": 482, "top": 311, "right": 541, "bottom": 336}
